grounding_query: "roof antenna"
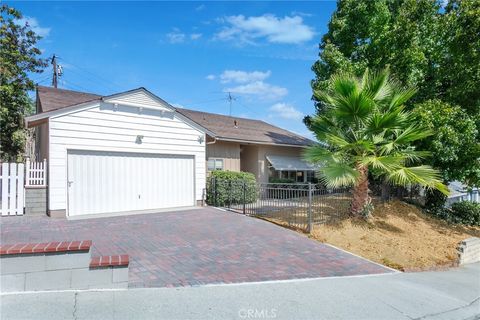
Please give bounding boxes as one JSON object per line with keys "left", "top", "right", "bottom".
{"left": 226, "top": 92, "right": 236, "bottom": 117}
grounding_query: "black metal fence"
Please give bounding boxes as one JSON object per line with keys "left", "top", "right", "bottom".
{"left": 207, "top": 178, "right": 351, "bottom": 233}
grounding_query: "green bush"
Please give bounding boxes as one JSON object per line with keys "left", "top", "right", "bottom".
{"left": 206, "top": 171, "right": 257, "bottom": 206}
{"left": 268, "top": 178, "right": 295, "bottom": 184}
{"left": 428, "top": 201, "right": 480, "bottom": 226}
{"left": 450, "top": 201, "right": 480, "bottom": 226}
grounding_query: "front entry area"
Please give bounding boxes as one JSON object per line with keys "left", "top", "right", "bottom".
{"left": 67, "top": 150, "right": 195, "bottom": 217}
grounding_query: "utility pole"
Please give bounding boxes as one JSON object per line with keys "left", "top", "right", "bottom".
{"left": 226, "top": 92, "right": 236, "bottom": 117}
{"left": 51, "top": 54, "right": 58, "bottom": 88}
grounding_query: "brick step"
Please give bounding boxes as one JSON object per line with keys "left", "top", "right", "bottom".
{"left": 0, "top": 240, "right": 92, "bottom": 255}
{"left": 0, "top": 241, "right": 130, "bottom": 292}
{"left": 90, "top": 255, "right": 129, "bottom": 268}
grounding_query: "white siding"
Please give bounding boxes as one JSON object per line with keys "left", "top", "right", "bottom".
{"left": 104, "top": 90, "right": 171, "bottom": 110}
{"left": 48, "top": 98, "right": 206, "bottom": 213}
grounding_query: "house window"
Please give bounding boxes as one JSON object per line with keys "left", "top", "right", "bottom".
{"left": 207, "top": 158, "right": 224, "bottom": 171}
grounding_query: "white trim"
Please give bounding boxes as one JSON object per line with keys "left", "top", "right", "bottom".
{"left": 27, "top": 89, "right": 214, "bottom": 136}
{"left": 26, "top": 101, "right": 101, "bottom": 123}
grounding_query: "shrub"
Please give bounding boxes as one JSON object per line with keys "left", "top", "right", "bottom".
{"left": 268, "top": 178, "right": 295, "bottom": 184}
{"left": 206, "top": 171, "right": 257, "bottom": 206}
{"left": 450, "top": 201, "right": 480, "bottom": 226}
{"left": 427, "top": 201, "right": 480, "bottom": 226}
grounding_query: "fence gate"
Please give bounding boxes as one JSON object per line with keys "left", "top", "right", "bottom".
{"left": 1, "top": 163, "right": 25, "bottom": 216}
{"left": 1, "top": 160, "right": 47, "bottom": 216}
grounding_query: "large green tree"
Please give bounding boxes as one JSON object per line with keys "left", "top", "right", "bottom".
{"left": 304, "top": 69, "right": 447, "bottom": 217}
{"left": 439, "top": 0, "right": 480, "bottom": 114}
{"left": 413, "top": 100, "right": 480, "bottom": 187}
{"left": 311, "top": 0, "right": 442, "bottom": 113}
{"left": 1, "top": 5, "right": 46, "bottom": 162}
{"left": 309, "top": 0, "right": 480, "bottom": 193}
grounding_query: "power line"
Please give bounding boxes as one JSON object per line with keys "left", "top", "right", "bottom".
{"left": 58, "top": 58, "right": 123, "bottom": 92}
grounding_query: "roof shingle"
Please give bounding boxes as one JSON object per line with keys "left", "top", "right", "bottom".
{"left": 35, "top": 86, "right": 312, "bottom": 146}
{"left": 176, "top": 108, "right": 312, "bottom": 146}
{"left": 37, "top": 86, "right": 101, "bottom": 113}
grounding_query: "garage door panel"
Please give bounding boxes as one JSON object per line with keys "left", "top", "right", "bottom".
{"left": 67, "top": 150, "right": 195, "bottom": 217}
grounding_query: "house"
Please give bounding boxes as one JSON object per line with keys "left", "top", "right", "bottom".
{"left": 26, "top": 86, "right": 314, "bottom": 218}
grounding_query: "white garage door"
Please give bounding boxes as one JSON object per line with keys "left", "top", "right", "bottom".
{"left": 67, "top": 150, "right": 195, "bottom": 217}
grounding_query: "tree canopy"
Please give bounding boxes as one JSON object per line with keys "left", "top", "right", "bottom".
{"left": 309, "top": 0, "right": 480, "bottom": 191}
{"left": 413, "top": 100, "right": 480, "bottom": 187}
{"left": 0, "top": 5, "right": 47, "bottom": 162}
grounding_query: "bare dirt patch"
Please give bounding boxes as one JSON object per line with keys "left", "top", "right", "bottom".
{"left": 310, "top": 200, "right": 480, "bottom": 271}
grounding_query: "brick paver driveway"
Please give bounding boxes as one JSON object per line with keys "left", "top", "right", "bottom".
{"left": 0, "top": 207, "right": 394, "bottom": 287}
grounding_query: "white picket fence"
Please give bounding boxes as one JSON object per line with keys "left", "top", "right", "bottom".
{"left": 25, "top": 159, "right": 47, "bottom": 187}
{"left": 0, "top": 160, "right": 47, "bottom": 216}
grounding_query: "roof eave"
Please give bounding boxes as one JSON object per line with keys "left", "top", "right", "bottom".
{"left": 214, "top": 136, "right": 312, "bottom": 148}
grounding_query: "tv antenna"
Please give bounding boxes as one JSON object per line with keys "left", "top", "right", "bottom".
{"left": 226, "top": 92, "right": 236, "bottom": 117}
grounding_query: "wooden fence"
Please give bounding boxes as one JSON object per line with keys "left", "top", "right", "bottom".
{"left": 0, "top": 160, "right": 47, "bottom": 216}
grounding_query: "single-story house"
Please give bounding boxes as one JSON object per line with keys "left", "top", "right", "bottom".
{"left": 26, "top": 86, "right": 314, "bottom": 218}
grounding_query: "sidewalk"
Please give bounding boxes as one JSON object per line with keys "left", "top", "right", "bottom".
{"left": 1, "top": 263, "right": 479, "bottom": 320}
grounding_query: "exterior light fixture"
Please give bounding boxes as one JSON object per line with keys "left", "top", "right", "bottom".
{"left": 135, "top": 135, "right": 144, "bottom": 144}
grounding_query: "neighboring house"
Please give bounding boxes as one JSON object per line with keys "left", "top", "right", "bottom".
{"left": 446, "top": 181, "right": 480, "bottom": 207}
{"left": 26, "top": 86, "right": 314, "bottom": 218}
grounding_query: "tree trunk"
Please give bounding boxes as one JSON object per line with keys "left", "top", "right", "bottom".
{"left": 350, "top": 165, "right": 370, "bottom": 216}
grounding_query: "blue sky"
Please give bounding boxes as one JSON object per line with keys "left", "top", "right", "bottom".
{"left": 11, "top": 1, "right": 337, "bottom": 138}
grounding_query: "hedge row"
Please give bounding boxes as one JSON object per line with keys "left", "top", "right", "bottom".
{"left": 206, "top": 171, "right": 257, "bottom": 206}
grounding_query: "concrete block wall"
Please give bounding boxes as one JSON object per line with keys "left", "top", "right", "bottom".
{"left": 0, "top": 241, "right": 129, "bottom": 292}
{"left": 25, "top": 187, "right": 47, "bottom": 216}
{"left": 457, "top": 237, "right": 480, "bottom": 265}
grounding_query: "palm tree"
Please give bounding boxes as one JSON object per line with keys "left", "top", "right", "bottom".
{"left": 304, "top": 69, "right": 448, "bottom": 217}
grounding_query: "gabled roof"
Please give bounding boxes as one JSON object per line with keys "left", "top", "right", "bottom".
{"left": 176, "top": 108, "right": 312, "bottom": 146}
{"left": 36, "top": 86, "right": 101, "bottom": 113}
{"left": 32, "top": 86, "right": 313, "bottom": 147}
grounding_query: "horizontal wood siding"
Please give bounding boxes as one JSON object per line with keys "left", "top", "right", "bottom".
{"left": 49, "top": 100, "right": 206, "bottom": 212}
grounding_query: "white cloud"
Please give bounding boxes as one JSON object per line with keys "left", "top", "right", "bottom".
{"left": 195, "top": 4, "right": 206, "bottom": 11}
{"left": 220, "top": 70, "right": 271, "bottom": 84}
{"left": 215, "top": 14, "right": 315, "bottom": 45}
{"left": 17, "top": 16, "right": 50, "bottom": 37}
{"left": 190, "top": 33, "right": 202, "bottom": 40}
{"left": 166, "top": 28, "right": 186, "bottom": 43}
{"left": 205, "top": 74, "right": 216, "bottom": 80}
{"left": 225, "top": 81, "right": 288, "bottom": 101}
{"left": 269, "top": 103, "right": 303, "bottom": 120}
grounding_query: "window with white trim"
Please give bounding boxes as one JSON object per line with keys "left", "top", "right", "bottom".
{"left": 207, "top": 158, "right": 224, "bottom": 171}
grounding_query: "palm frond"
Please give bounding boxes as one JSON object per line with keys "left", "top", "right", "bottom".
{"left": 331, "top": 72, "right": 359, "bottom": 98}
{"left": 317, "top": 163, "right": 359, "bottom": 188}
{"left": 388, "top": 87, "right": 417, "bottom": 111}
{"left": 340, "top": 139, "right": 375, "bottom": 154}
{"left": 385, "top": 165, "right": 449, "bottom": 194}
{"left": 303, "top": 146, "right": 342, "bottom": 164}
{"left": 361, "top": 68, "right": 392, "bottom": 101}
{"left": 358, "top": 155, "right": 404, "bottom": 171}
{"left": 394, "top": 126, "right": 433, "bottom": 145}
{"left": 396, "top": 150, "right": 431, "bottom": 164}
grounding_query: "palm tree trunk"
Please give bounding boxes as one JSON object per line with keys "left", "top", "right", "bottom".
{"left": 350, "top": 165, "right": 371, "bottom": 216}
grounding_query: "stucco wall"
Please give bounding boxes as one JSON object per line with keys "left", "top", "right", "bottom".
{"left": 240, "top": 145, "right": 259, "bottom": 178}
{"left": 237, "top": 144, "right": 306, "bottom": 183}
